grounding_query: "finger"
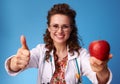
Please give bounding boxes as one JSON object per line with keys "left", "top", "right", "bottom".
{"left": 89, "top": 57, "right": 98, "bottom": 67}
{"left": 17, "top": 59, "right": 29, "bottom": 65}
{"left": 16, "top": 53, "right": 30, "bottom": 62}
{"left": 20, "top": 35, "right": 29, "bottom": 49}
{"left": 18, "top": 64, "right": 27, "bottom": 69}
{"left": 16, "top": 59, "right": 29, "bottom": 68}
{"left": 109, "top": 54, "right": 113, "bottom": 59}
{"left": 20, "top": 55, "right": 30, "bottom": 62}
{"left": 91, "top": 57, "right": 103, "bottom": 65}
{"left": 17, "top": 48, "right": 30, "bottom": 58}
{"left": 22, "top": 49, "right": 30, "bottom": 56}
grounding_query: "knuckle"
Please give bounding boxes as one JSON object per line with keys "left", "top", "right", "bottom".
{"left": 17, "top": 48, "right": 22, "bottom": 53}
{"left": 18, "top": 61, "right": 28, "bottom": 69}
{"left": 19, "top": 65, "right": 25, "bottom": 69}
{"left": 22, "top": 49, "right": 30, "bottom": 56}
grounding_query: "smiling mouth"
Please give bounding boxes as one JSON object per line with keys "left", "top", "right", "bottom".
{"left": 55, "top": 35, "right": 65, "bottom": 39}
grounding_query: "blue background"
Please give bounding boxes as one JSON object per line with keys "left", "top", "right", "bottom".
{"left": 0, "top": 0, "right": 120, "bottom": 84}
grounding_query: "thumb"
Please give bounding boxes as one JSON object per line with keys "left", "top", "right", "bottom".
{"left": 20, "top": 35, "right": 29, "bottom": 49}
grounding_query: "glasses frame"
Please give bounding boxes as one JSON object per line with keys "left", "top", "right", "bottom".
{"left": 49, "top": 24, "right": 72, "bottom": 32}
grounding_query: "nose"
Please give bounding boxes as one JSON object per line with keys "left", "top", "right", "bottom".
{"left": 57, "top": 27, "right": 63, "bottom": 33}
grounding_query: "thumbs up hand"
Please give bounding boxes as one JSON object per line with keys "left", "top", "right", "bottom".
{"left": 10, "top": 35, "right": 30, "bottom": 72}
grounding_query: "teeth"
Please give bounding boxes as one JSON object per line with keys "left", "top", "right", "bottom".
{"left": 56, "top": 35, "right": 64, "bottom": 38}
{"left": 58, "top": 35, "right": 63, "bottom": 37}
{"left": 57, "top": 36, "right": 63, "bottom": 38}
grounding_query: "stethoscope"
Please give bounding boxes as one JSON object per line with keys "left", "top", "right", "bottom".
{"left": 75, "top": 58, "right": 82, "bottom": 84}
{"left": 41, "top": 56, "right": 82, "bottom": 84}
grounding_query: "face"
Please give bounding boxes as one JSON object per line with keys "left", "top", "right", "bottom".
{"left": 48, "top": 14, "right": 72, "bottom": 45}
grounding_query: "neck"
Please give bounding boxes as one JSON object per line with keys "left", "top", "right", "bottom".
{"left": 54, "top": 43, "right": 68, "bottom": 60}
{"left": 54, "top": 43, "right": 67, "bottom": 53}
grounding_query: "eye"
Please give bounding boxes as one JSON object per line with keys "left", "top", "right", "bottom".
{"left": 62, "top": 25, "right": 70, "bottom": 29}
{"left": 53, "top": 24, "right": 59, "bottom": 29}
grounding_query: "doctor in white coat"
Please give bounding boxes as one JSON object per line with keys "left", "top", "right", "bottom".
{"left": 5, "top": 3, "right": 112, "bottom": 84}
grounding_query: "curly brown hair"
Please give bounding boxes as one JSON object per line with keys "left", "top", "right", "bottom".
{"left": 43, "top": 3, "right": 82, "bottom": 61}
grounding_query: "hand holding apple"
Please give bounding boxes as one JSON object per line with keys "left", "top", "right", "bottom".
{"left": 89, "top": 40, "right": 110, "bottom": 61}
{"left": 89, "top": 40, "right": 112, "bottom": 83}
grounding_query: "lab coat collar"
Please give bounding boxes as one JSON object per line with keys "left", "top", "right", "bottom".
{"left": 49, "top": 47, "right": 78, "bottom": 61}
{"left": 68, "top": 51, "right": 78, "bottom": 61}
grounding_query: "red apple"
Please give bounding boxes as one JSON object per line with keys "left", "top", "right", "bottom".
{"left": 89, "top": 40, "right": 110, "bottom": 61}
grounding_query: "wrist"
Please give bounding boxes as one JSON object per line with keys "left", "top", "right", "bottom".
{"left": 96, "top": 66, "right": 110, "bottom": 83}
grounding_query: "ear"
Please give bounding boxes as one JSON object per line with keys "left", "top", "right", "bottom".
{"left": 47, "top": 25, "right": 50, "bottom": 31}
{"left": 48, "top": 27, "right": 51, "bottom": 32}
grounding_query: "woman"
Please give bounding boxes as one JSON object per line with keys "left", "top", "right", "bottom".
{"left": 5, "top": 3, "right": 112, "bottom": 84}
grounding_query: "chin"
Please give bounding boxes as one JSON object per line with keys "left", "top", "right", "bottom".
{"left": 54, "top": 39, "right": 67, "bottom": 44}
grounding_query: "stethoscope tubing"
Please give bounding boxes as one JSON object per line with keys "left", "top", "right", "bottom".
{"left": 41, "top": 56, "right": 82, "bottom": 84}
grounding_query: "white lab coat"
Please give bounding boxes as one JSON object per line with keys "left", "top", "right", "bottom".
{"left": 5, "top": 44, "right": 112, "bottom": 84}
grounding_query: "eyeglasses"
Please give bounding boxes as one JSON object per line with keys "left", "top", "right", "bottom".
{"left": 49, "top": 24, "right": 71, "bottom": 32}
